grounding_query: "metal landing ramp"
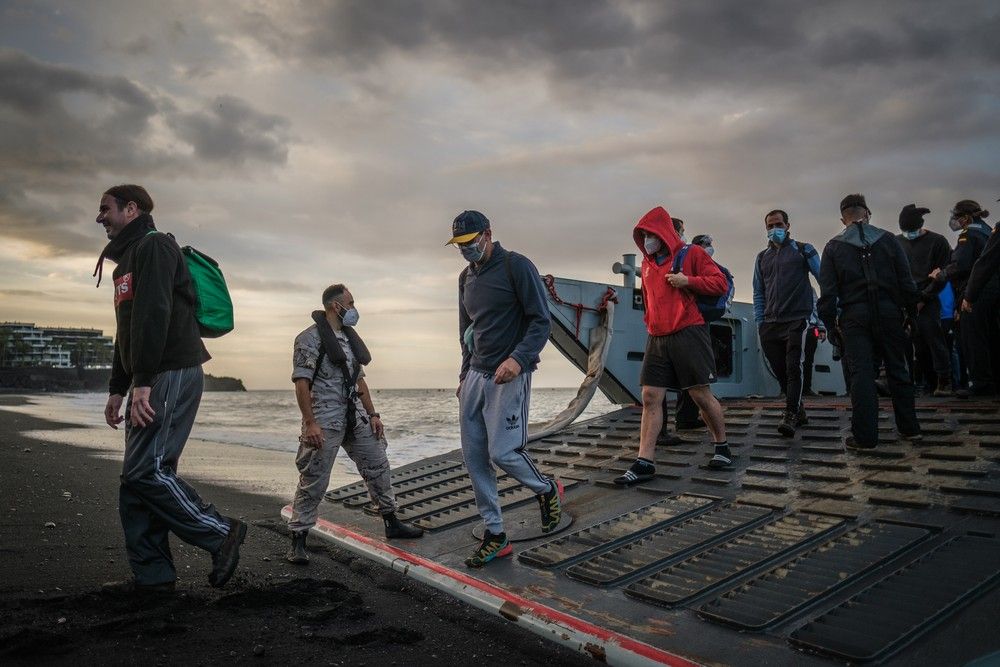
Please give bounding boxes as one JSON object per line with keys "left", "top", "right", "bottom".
{"left": 285, "top": 397, "right": 1000, "bottom": 666}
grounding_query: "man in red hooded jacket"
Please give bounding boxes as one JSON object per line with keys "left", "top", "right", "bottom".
{"left": 615, "top": 206, "right": 732, "bottom": 485}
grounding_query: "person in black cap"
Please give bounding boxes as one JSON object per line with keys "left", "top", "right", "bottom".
{"left": 448, "top": 210, "right": 563, "bottom": 568}
{"left": 817, "top": 194, "right": 922, "bottom": 450}
{"left": 896, "top": 204, "right": 953, "bottom": 396}
{"left": 933, "top": 200, "right": 998, "bottom": 397}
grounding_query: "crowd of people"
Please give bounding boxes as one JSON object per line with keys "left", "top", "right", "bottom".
{"left": 93, "top": 183, "right": 998, "bottom": 586}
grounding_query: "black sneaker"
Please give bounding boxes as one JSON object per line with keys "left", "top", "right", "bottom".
{"left": 898, "top": 432, "right": 923, "bottom": 443}
{"left": 707, "top": 453, "right": 733, "bottom": 469}
{"left": 844, "top": 435, "right": 876, "bottom": 451}
{"left": 613, "top": 460, "right": 655, "bottom": 486}
{"left": 209, "top": 518, "right": 247, "bottom": 588}
{"left": 796, "top": 406, "right": 809, "bottom": 426}
{"left": 464, "top": 530, "right": 512, "bottom": 568}
{"left": 537, "top": 479, "right": 565, "bottom": 533}
{"left": 384, "top": 512, "right": 424, "bottom": 539}
{"left": 777, "top": 411, "right": 797, "bottom": 438}
{"left": 656, "top": 431, "right": 683, "bottom": 446}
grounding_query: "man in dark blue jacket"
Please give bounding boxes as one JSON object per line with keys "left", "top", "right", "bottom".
{"left": 449, "top": 210, "right": 562, "bottom": 568}
{"left": 753, "top": 209, "right": 821, "bottom": 436}
{"left": 95, "top": 184, "right": 245, "bottom": 593}
{"left": 817, "top": 194, "right": 922, "bottom": 450}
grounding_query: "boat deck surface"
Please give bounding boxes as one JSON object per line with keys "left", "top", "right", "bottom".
{"left": 301, "top": 396, "right": 1000, "bottom": 665}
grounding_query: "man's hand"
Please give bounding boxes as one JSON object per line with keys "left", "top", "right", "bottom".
{"left": 494, "top": 357, "right": 522, "bottom": 384}
{"left": 105, "top": 394, "right": 125, "bottom": 429}
{"left": 300, "top": 420, "right": 323, "bottom": 449}
{"left": 666, "top": 272, "right": 689, "bottom": 288}
{"left": 928, "top": 268, "right": 942, "bottom": 280}
{"left": 962, "top": 299, "right": 973, "bottom": 313}
{"left": 129, "top": 386, "right": 155, "bottom": 427}
{"left": 370, "top": 415, "right": 384, "bottom": 439}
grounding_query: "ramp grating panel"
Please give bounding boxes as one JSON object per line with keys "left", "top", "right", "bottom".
{"left": 698, "top": 522, "right": 930, "bottom": 630}
{"left": 324, "top": 459, "right": 464, "bottom": 502}
{"left": 344, "top": 466, "right": 475, "bottom": 507}
{"left": 566, "top": 503, "right": 776, "bottom": 587}
{"left": 788, "top": 534, "right": 1000, "bottom": 663}
{"left": 518, "top": 494, "right": 715, "bottom": 569}
{"left": 625, "top": 513, "right": 844, "bottom": 607}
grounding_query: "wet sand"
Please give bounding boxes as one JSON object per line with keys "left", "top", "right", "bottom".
{"left": 0, "top": 395, "right": 592, "bottom": 666}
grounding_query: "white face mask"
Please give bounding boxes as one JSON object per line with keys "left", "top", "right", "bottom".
{"left": 340, "top": 307, "right": 359, "bottom": 327}
{"left": 948, "top": 215, "right": 964, "bottom": 232}
{"left": 643, "top": 235, "right": 662, "bottom": 255}
{"left": 704, "top": 246, "right": 715, "bottom": 257}
{"left": 459, "top": 234, "right": 486, "bottom": 262}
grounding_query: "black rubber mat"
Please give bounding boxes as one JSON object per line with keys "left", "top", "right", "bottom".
{"left": 566, "top": 502, "right": 776, "bottom": 586}
{"left": 789, "top": 534, "right": 1000, "bottom": 662}
{"left": 518, "top": 494, "right": 716, "bottom": 569}
{"left": 344, "top": 465, "right": 477, "bottom": 507}
{"left": 624, "top": 513, "right": 844, "bottom": 607}
{"left": 698, "top": 521, "right": 931, "bottom": 630}
{"left": 324, "top": 459, "right": 464, "bottom": 502}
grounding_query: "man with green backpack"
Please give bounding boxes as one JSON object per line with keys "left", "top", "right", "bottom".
{"left": 94, "top": 184, "right": 244, "bottom": 593}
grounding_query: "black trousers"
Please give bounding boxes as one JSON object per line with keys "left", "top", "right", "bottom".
{"left": 760, "top": 319, "right": 808, "bottom": 414}
{"left": 960, "top": 279, "right": 1000, "bottom": 394}
{"left": 911, "top": 299, "right": 951, "bottom": 382}
{"left": 842, "top": 315, "right": 920, "bottom": 446}
{"left": 803, "top": 327, "right": 819, "bottom": 394}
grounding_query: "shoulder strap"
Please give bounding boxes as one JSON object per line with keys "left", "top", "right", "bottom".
{"left": 504, "top": 251, "right": 523, "bottom": 311}
{"left": 671, "top": 245, "right": 691, "bottom": 273}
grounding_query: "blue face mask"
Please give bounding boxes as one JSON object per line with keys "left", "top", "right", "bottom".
{"left": 903, "top": 230, "right": 921, "bottom": 240}
{"left": 767, "top": 228, "right": 786, "bottom": 244}
{"left": 459, "top": 235, "right": 486, "bottom": 263}
{"left": 339, "top": 307, "right": 359, "bottom": 327}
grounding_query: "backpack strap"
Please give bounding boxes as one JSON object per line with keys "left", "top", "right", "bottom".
{"left": 671, "top": 244, "right": 692, "bottom": 273}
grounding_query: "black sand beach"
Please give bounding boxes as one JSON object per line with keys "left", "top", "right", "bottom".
{"left": 0, "top": 396, "right": 592, "bottom": 666}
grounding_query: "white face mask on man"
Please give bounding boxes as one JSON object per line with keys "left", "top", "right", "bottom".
{"left": 339, "top": 306, "right": 360, "bottom": 327}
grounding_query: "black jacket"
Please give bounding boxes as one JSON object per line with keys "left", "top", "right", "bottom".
{"left": 896, "top": 229, "right": 951, "bottom": 298}
{"left": 965, "top": 222, "right": 1000, "bottom": 304}
{"left": 817, "top": 223, "right": 919, "bottom": 330}
{"left": 938, "top": 220, "right": 993, "bottom": 300}
{"left": 102, "top": 214, "right": 209, "bottom": 394}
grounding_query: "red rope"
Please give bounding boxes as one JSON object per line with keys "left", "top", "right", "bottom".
{"left": 542, "top": 275, "right": 618, "bottom": 338}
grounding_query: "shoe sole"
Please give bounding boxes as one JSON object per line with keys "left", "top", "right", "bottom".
{"left": 465, "top": 543, "right": 513, "bottom": 568}
{"left": 211, "top": 521, "right": 248, "bottom": 588}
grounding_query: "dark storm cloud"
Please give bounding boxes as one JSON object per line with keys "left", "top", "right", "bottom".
{"left": 0, "top": 49, "right": 292, "bottom": 255}
{"left": 168, "top": 95, "right": 290, "bottom": 166}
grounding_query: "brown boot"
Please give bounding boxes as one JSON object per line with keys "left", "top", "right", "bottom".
{"left": 933, "top": 375, "right": 953, "bottom": 397}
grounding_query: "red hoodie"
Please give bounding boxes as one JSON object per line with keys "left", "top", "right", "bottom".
{"left": 633, "top": 206, "right": 728, "bottom": 336}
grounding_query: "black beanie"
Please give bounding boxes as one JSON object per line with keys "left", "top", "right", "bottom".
{"left": 899, "top": 204, "right": 930, "bottom": 232}
{"left": 840, "top": 193, "right": 870, "bottom": 213}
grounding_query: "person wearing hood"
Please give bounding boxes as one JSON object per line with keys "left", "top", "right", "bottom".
{"left": 936, "top": 200, "right": 998, "bottom": 397}
{"left": 896, "top": 204, "right": 953, "bottom": 396}
{"left": 615, "top": 206, "right": 731, "bottom": 486}
{"left": 286, "top": 284, "right": 423, "bottom": 565}
{"left": 94, "top": 184, "right": 245, "bottom": 593}
{"left": 817, "top": 194, "right": 922, "bottom": 450}
{"left": 752, "top": 209, "right": 821, "bottom": 437}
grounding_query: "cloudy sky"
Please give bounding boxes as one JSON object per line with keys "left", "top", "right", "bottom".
{"left": 1, "top": 0, "right": 997, "bottom": 389}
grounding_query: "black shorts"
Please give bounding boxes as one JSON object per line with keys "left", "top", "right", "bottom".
{"left": 640, "top": 324, "right": 717, "bottom": 390}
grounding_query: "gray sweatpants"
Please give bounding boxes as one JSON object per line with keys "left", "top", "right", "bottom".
{"left": 120, "top": 365, "right": 230, "bottom": 586}
{"left": 459, "top": 371, "right": 551, "bottom": 534}
{"left": 287, "top": 425, "right": 397, "bottom": 532}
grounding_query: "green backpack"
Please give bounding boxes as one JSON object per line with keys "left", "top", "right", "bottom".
{"left": 147, "top": 231, "right": 234, "bottom": 338}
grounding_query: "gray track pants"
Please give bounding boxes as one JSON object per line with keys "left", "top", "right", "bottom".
{"left": 120, "top": 365, "right": 230, "bottom": 586}
{"left": 287, "top": 426, "right": 397, "bottom": 532}
{"left": 459, "top": 371, "right": 551, "bottom": 534}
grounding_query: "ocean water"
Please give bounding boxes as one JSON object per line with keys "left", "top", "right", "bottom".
{"left": 57, "top": 388, "right": 619, "bottom": 472}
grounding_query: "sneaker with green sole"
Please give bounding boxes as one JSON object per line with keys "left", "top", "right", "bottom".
{"left": 538, "top": 479, "right": 565, "bottom": 533}
{"left": 465, "top": 530, "right": 512, "bottom": 568}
